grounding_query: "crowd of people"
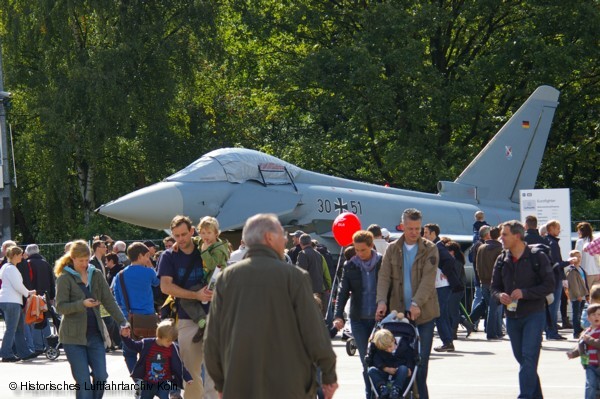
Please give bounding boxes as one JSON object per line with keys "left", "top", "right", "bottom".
{"left": 0, "top": 210, "right": 598, "bottom": 399}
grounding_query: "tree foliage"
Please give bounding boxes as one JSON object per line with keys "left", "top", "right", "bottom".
{"left": 0, "top": 0, "right": 598, "bottom": 241}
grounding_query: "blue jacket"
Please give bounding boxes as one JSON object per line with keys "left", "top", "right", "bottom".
{"left": 122, "top": 336, "right": 192, "bottom": 387}
{"left": 113, "top": 265, "right": 160, "bottom": 318}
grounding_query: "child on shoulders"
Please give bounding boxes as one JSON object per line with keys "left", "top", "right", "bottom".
{"left": 193, "top": 216, "right": 230, "bottom": 280}
{"left": 180, "top": 217, "right": 231, "bottom": 342}
{"left": 472, "top": 211, "right": 489, "bottom": 244}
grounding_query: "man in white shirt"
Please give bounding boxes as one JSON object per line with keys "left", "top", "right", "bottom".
{"left": 90, "top": 240, "right": 108, "bottom": 278}
{"left": 229, "top": 240, "right": 248, "bottom": 264}
{"left": 367, "top": 224, "right": 390, "bottom": 257}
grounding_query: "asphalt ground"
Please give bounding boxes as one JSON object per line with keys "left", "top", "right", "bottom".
{"left": 0, "top": 327, "right": 584, "bottom": 398}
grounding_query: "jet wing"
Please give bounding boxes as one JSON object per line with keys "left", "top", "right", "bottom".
{"left": 216, "top": 183, "right": 302, "bottom": 231}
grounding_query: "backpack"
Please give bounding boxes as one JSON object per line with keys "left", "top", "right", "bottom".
{"left": 497, "top": 244, "right": 554, "bottom": 304}
{"left": 315, "top": 244, "right": 335, "bottom": 280}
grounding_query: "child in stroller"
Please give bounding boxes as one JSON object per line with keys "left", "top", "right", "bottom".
{"left": 366, "top": 312, "right": 418, "bottom": 399}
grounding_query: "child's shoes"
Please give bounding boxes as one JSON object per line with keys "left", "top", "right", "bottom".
{"left": 389, "top": 385, "right": 401, "bottom": 399}
{"left": 379, "top": 384, "right": 391, "bottom": 399}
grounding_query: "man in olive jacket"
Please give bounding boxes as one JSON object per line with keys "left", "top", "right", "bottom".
{"left": 204, "top": 214, "right": 338, "bottom": 399}
{"left": 376, "top": 208, "right": 439, "bottom": 399}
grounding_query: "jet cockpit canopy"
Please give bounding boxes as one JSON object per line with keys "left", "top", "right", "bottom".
{"left": 165, "top": 148, "right": 301, "bottom": 185}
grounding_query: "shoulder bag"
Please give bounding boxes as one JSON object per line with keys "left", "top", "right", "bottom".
{"left": 118, "top": 270, "right": 159, "bottom": 339}
{"left": 159, "top": 254, "right": 199, "bottom": 321}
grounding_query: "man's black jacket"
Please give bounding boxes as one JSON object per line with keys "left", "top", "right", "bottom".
{"left": 435, "top": 239, "right": 464, "bottom": 292}
{"left": 18, "top": 253, "right": 55, "bottom": 300}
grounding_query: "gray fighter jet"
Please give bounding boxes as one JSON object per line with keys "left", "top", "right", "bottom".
{"left": 97, "top": 85, "right": 560, "bottom": 246}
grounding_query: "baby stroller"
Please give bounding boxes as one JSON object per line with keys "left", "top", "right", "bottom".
{"left": 43, "top": 299, "right": 62, "bottom": 360}
{"left": 364, "top": 311, "right": 420, "bottom": 399}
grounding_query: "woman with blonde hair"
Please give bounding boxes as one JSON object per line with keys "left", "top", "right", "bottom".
{"left": 55, "top": 240, "right": 127, "bottom": 399}
{"left": 0, "top": 245, "right": 36, "bottom": 362}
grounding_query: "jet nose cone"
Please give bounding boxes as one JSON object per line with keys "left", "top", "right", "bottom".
{"left": 97, "top": 182, "right": 183, "bottom": 229}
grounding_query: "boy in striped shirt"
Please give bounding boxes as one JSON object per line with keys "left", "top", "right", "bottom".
{"left": 122, "top": 319, "right": 193, "bottom": 398}
{"left": 567, "top": 303, "right": 600, "bottom": 399}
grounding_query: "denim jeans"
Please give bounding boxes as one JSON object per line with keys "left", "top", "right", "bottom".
{"left": 63, "top": 333, "right": 108, "bottom": 399}
{"left": 572, "top": 300, "right": 585, "bottom": 337}
{"left": 140, "top": 381, "right": 180, "bottom": 399}
{"left": 545, "top": 284, "right": 563, "bottom": 338}
{"left": 486, "top": 289, "right": 503, "bottom": 339}
{"left": 469, "top": 284, "right": 489, "bottom": 325}
{"left": 582, "top": 302, "right": 591, "bottom": 329}
{"left": 448, "top": 290, "right": 463, "bottom": 333}
{"left": 350, "top": 318, "right": 377, "bottom": 399}
{"left": 585, "top": 366, "right": 600, "bottom": 399}
{"left": 435, "top": 286, "right": 453, "bottom": 344}
{"left": 0, "top": 302, "right": 34, "bottom": 359}
{"left": 506, "top": 311, "right": 545, "bottom": 399}
{"left": 416, "top": 320, "right": 434, "bottom": 399}
{"left": 367, "top": 366, "right": 409, "bottom": 393}
{"left": 471, "top": 283, "right": 483, "bottom": 314}
{"left": 23, "top": 317, "right": 35, "bottom": 352}
{"left": 27, "top": 322, "right": 51, "bottom": 351}
{"left": 316, "top": 366, "right": 324, "bottom": 399}
{"left": 122, "top": 342, "right": 138, "bottom": 375}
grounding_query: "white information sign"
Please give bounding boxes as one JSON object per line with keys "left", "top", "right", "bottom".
{"left": 520, "top": 188, "right": 571, "bottom": 259}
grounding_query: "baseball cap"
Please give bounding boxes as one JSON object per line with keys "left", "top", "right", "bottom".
{"left": 289, "top": 230, "right": 305, "bottom": 238}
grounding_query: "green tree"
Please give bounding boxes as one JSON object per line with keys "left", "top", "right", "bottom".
{"left": 1, "top": 0, "right": 219, "bottom": 241}
{"left": 1, "top": 0, "right": 598, "bottom": 241}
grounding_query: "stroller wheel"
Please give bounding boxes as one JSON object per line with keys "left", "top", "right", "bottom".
{"left": 46, "top": 347, "right": 60, "bottom": 360}
{"left": 346, "top": 338, "right": 357, "bottom": 356}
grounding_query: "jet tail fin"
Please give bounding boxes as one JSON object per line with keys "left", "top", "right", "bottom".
{"left": 453, "top": 85, "right": 560, "bottom": 204}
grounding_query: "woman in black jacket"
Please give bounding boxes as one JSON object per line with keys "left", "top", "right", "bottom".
{"left": 333, "top": 230, "right": 382, "bottom": 399}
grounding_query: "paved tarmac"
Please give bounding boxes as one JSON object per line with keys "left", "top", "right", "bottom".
{"left": 0, "top": 328, "right": 584, "bottom": 398}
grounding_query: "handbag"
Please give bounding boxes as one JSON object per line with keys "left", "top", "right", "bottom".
{"left": 118, "top": 271, "right": 159, "bottom": 339}
{"left": 160, "top": 295, "right": 177, "bottom": 320}
{"left": 25, "top": 294, "right": 48, "bottom": 325}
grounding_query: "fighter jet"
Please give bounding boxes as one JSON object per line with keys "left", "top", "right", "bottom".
{"left": 97, "top": 85, "right": 560, "bottom": 247}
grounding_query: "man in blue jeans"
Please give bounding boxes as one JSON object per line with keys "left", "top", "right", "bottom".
{"left": 471, "top": 226, "right": 504, "bottom": 339}
{"left": 423, "top": 224, "right": 464, "bottom": 353}
{"left": 23, "top": 244, "right": 56, "bottom": 355}
{"left": 492, "top": 220, "right": 555, "bottom": 399}
{"left": 113, "top": 242, "right": 160, "bottom": 373}
{"left": 376, "top": 208, "right": 439, "bottom": 399}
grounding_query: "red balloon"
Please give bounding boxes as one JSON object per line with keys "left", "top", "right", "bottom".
{"left": 332, "top": 212, "right": 362, "bottom": 246}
